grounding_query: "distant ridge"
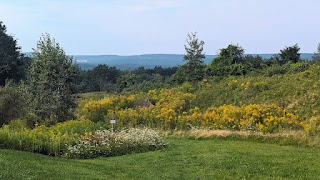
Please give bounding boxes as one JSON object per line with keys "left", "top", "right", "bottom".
{"left": 72, "top": 54, "right": 214, "bottom": 70}
{"left": 22, "top": 53, "right": 314, "bottom": 70}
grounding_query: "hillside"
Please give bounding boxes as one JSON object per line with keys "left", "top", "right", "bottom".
{"left": 73, "top": 54, "right": 215, "bottom": 70}
{"left": 73, "top": 53, "right": 314, "bottom": 70}
{"left": 23, "top": 52, "right": 314, "bottom": 70}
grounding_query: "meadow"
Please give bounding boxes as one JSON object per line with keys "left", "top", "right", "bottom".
{"left": 76, "top": 64, "right": 320, "bottom": 135}
{"left": 1, "top": 64, "right": 319, "bottom": 157}
{"left": 0, "top": 60, "right": 319, "bottom": 179}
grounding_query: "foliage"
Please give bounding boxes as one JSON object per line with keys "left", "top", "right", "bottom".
{"left": 0, "top": 120, "right": 97, "bottom": 156}
{"left": 215, "top": 44, "right": 245, "bottom": 65}
{"left": 304, "top": 116, "right": 320, "bottom": 137}
{"left": 77, "top": 64, "right": 320, "bottom": 134}
{"left": 78, "top": 88, "right": 195, "bottom": 130}
{"left": 252, "top": 81, "right": 269, "bottom": 92}
{"left": 206, "top": 44, "right": 248, "bottom": 76}
{"left": 77, "top": 88, "right": 305, "bottom": 133}
{"left": 116, "top": 68, "right": 168, "bottom": 93}
{"left": 27, "top": 34, "right": 78, "bottom": 123}
{"left": 77, "top": 94, "right": 140, "bottom": 123}
{"left": 279, "top": 44, "right": 301, "bottom": 64}
{"left": 195, "top": 64, "right": 320, "bottom": 118}
{"left": 0, "top": 82, "right": 27, "bottom": 125}
{"left": 181, "top": 32, "right": 206, "bottom": 83}
{"left": 0, "top": 21, "right": 29, "bottom": 86}
{"left": 76, "top": 64, "right": 120, "bottom": 92}
{"left": 0, "top": 119, "right": 164, "bottom": 159}
{"left": 74, "top": 65, "right": 175, "bottom": 93}
{"left": 65, "top": 128, "right": 164, "bottom": 158}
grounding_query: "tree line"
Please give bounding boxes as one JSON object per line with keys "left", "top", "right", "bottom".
{"left": 74, "top": 38, "right": 319, "bottom": 93}
{"left": 1, "top": 21, "right": 320, "bottom": 126}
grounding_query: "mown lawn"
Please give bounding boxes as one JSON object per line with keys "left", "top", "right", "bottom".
{"left": 1, "top": 138, "right": 320, "bottom": 179}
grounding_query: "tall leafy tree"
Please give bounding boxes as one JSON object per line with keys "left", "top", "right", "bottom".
{"left": 28, "top": 34, "right": 78, "bottom": 123}
{"left": 279, "top": 44, "right": 301, "bottom": 64}
{"left": 217, "top": 44, "right": 245, "bottom": 65}
{"left": 0, "top": 21, "right": 25, "bottom": 86}
{"left": 206, "top": 44, "right": 247, "bottom": 76}
{"left": 182, "top": 32, "right": 206, "bottom": 83}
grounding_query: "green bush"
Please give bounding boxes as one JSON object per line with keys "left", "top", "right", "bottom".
{"left": 0, "top": 83, "right": 27, "bottom": 126}
{"left": 288, "top": 62, "right": 310, "bottom": 73}
{"left": 7, "top": 119, "right": 29, "bottom": 130}
{"left": 264, "top": 64, "right": 289, "bottom": 76}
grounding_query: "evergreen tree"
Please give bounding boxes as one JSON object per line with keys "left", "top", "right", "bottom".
{"left": 28, "top": 34, "right": 78, "bottom": 123}
{"left": 182, "top": 32, "right": 206, "bottom": 83}
{"left": 0, "top": 21, "right": 25, "bottom": 86}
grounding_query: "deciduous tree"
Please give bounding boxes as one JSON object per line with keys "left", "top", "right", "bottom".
{"left": 28, "top": 34, "right": 78, "bottom": 123}
{"left": 206, "top": 44, "right": 247, "bottom": 76}
{"left": 279, "top": 44, "right": 301, "bottom": 64}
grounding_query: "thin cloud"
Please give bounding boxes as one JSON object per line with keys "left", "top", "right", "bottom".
{"left": 0, "top": 0, "right": 320, "bottom": 54}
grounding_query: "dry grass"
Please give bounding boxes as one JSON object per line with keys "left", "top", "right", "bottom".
{"left": 164, "top": 129, "right": 303, "bottom": 138}
{"left": 161, "top": 129, "right": 320, "bottom": 146}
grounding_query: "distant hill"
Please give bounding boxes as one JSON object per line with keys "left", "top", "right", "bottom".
{"left": 73, "top": 54, "right": 216, "bottom": 70}
{"left": 22, "top": 53, "right": 314, "bottom": 70}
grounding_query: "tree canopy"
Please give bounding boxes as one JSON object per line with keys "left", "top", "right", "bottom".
{"left": 279, "top": 44, "right": 301, "bottom": 64}
{"left": 206, "top": 44, "right": 247, "bottom": 76}
{"left": 0, "top": 21, "right": 26, "bottom": 86}
{"left": 27, "top": 34, "right": 78, "bottom": 123}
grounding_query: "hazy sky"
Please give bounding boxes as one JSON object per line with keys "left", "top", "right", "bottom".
{"left": 1, "top": 0, "right": 320, "bottom": 55}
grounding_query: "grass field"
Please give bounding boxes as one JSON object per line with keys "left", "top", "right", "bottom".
{"left": 1, "top": 138, "right": 320, "bottom": 179}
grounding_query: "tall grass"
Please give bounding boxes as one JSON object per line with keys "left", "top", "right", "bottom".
{"left": 0, "top": 119, "right": 165, "bottom": 158}
{"left": 0, "top": 120, "right": 99, "bottom": 156}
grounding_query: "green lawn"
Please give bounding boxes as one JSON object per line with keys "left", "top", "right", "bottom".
{"left": 1, "top": 138, "right": 320, "bottom": 179}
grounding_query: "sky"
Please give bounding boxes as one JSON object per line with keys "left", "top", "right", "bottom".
{"left": 0, "top": 0, "right": 320, "bottom": 55}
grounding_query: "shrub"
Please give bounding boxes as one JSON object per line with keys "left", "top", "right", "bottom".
{"left": 0, "top": 83, "right": 27, "bottom": 125}
{"left": 77, "top": 89, "right": 303, "bottom": 133}
{"left": 0, "top": 120, "right": 97, "bottom": 156}
{"left": 64, "top": 128, "right": 164, "bottom": 158}
{"left": 265, "top": 64, "right": 288, "bottom": 76}
{"left": 0, "top": 120, "right": 164, "bottom": 158}
{"left": 7, "top": 119, "right": 29, "bottom": 130}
